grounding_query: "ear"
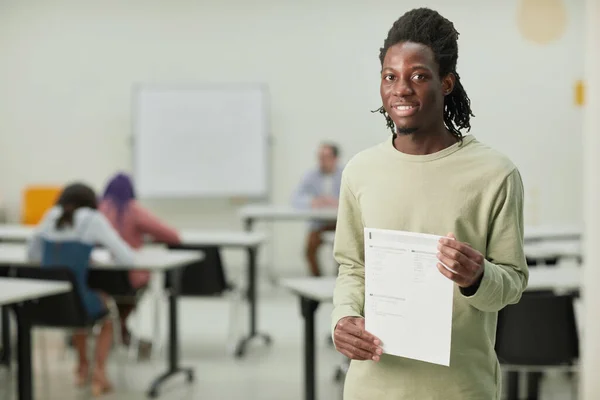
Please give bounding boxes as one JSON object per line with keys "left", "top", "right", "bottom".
{"left": 442, "top": 73, "right": 456, "bottom": 96}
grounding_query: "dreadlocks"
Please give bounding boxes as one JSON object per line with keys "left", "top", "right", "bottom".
{"left": 374, "top": 8, "right": 474, "bottom": 140}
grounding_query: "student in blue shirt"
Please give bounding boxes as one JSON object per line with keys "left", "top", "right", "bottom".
{"left": 27, "top": 183, "right": 135, "bottom": 396}
{"left": 292, "top": 143, "right": 343, "bottom": 276}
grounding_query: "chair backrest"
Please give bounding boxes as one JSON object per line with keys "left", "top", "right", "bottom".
{"left": 495, "top": 291, "right": 579, "bottom": 366}
{"left": 166, "top": 246, "right": 230, "bottom": 296}
{"left": 21, "top": 185, "right": 62, "bottom": 225}
{"left": 16, "top": 267, "right": 96, "bottom": 328}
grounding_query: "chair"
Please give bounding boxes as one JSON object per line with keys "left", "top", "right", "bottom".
{"left": 0, "top": 266, "right": 14, "bottom": 367}
{"left": 21, "top": 185, "right": 62, "bottom": 225}
{"left": 495, "top": 291, "right": 579, "bottom": 400}
{"left": 87, "top": 269, "right": 146, "bottom": 359}
{"left": 15, "top": 267, "right": 121, "bottom": 391}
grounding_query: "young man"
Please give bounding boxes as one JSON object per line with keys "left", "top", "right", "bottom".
{"left": 331, "top": 8, "right": 528, "bottom": 399}
{"left": 292, "top": 143, "right": 343, "bottom": 276}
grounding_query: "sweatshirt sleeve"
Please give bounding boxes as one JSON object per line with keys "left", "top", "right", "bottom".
{"left": 331, "top": 172, "right": 365, "bottom": 334}
{"left": 460, "top": 168, "right": 529, "bottom": 312}
{"left": 89, "top": 212, "right": 136, "bottom": 265}
{"left": 132, "top": 202, "right": 181, "bottom": 245}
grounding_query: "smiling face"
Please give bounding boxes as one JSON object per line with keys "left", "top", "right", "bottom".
{"left": 380, "top": 41, "right": 455, "bottom": 135}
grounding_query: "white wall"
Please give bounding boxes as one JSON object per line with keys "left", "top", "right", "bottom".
{"left": 0, "top": 0, "right": 584, "bottom": 274}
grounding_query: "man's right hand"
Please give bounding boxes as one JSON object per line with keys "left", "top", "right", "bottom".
{"left": 333, "top": 317, "right": 383, "bottom": 362}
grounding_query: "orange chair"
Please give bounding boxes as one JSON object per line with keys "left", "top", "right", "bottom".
{"left": 21, "top": 185, "right": 62, "bottom": 225}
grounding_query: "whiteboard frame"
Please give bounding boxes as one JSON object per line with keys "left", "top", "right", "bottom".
{"left": 131, "top": 82, "right": 272, "bottom": 200}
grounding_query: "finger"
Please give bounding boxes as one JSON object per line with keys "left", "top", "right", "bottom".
{"left": 337, "top": 347, "right": 364, "bottom": 361}
{"left": 437, "top": 262, "right": 470, "bottom": 286}
{"left": 338, "top": 319, "right": 380, "bottom": 344}
{"left": 335, "top": 330, "right": 382, "bottom": 355}
{"left": 439, "top": 236, "right": 481, "bottom": 260}
{"left": 354, "top": 318, "right": 382, "bottom": 345}
{"left": 436, "top": 252, "right": 466, "bottom": 275}
{"left": 336, "top": 341, "right": 375, "bottom": 361}
{"left": 437, "top": 245, "right": 479, "bottom": 274}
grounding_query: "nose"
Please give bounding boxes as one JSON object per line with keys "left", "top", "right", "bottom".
{"left": 392, "top": 77, "right": 414, "bottom": 97}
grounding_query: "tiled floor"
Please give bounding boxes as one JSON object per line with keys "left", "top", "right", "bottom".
{"left": 0, "top": 278, "right": 578, "bottom": 400}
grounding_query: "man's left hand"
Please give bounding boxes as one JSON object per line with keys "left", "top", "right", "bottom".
{"left": 436, "top": 233, "right": 484, "bottom": 288}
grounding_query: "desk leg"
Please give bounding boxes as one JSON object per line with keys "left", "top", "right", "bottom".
{"left": 14, "top": 306, "right": 33, "bottom": 400}
{"left": 1, "top": 306, "right": 11, "bottom": 366}
{"left": 234, "top": 246, "right": 272, "bottom": 358}
{"left": 147, "top": 268, "right": 194, "bottom": 398}
{"left": 506, "top": 371, "right": 519, "bottom": 400}
{"left": 244, "top": 217, "right": 253, "bottom": 232}
{"left": 301, "top": 297, "right": 319, "bottom": 400}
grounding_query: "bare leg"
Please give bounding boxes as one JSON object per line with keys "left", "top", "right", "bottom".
{"left": 305, "top": 230, "right": 322, "bottom": 277}
{"left": 72, "top": 330, "right": 89, "bottom": 386}
{"left": 91, "top": 318, "right": 114, "bottom": 396}
{"left": 91, "top": 293, "right": 114, "bottom": 396}
{"left": 305, "top": 223, "right": 337, "bottom": 277}
{"left": 117, "top": 303, "right": 134, "bottom": 345}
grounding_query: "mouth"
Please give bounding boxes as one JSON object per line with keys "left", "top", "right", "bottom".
{"left": 391, "top": 104, "right": 419, "bottom": 117}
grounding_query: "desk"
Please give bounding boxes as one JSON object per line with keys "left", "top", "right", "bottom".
{"left": 0, "top": 277, "right": 71, "bottom": 400}
{"left": 239, "top": 205, "right": 338, "bottom": 229}
{"left": 527, "top": 266, "right": 580, "bottom": 292}
{"left": 524, "top": 240, "right": 581, "bottom": 262}
{"left": 0, "top": 225, "right": 272, "bottom": 359}
{"left": 281, "top": 267, "right": 581, "bottom": 400}
{"left": 177, "top": 230, "right": 270, "bottom": 357}
{"left": 0, "top": 224, "right": 34, "bottom": 243}
{"left": 0, "top": 243, "right": 204, "bottom": 399}
{"left": 239, "top": 205, "right": 337, "bottom": 283}
{"left": 280, "top": 277, "right": 336, "bottom": 400}
{"left": 327, "top": 233, "right": 582, "bottom": 261}
{"left": 524, "top": 224, "right": 582, "bottom": 243}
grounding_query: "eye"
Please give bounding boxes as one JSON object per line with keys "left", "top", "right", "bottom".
{"left": 412, "top": 73, "right": 427, "bottom": 81}
{"left": 383, "top": 74, "right": 396, "bottom": 82}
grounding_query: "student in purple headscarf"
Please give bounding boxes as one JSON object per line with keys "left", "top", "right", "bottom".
{"left": 97, "top": 172, "right": 181, "bottom": 344}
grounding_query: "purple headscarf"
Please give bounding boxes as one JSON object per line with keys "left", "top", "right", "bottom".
{"left": 102, "top": 172, "right": 136, "bottom": 220}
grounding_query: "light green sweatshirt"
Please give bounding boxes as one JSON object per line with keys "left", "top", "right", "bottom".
{"left": 331, "top": 135, "right": 528, "bottom": 400}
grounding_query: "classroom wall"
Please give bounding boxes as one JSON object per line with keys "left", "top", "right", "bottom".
{"left": 0, "top": 0, "right": 584, "bottom": 274}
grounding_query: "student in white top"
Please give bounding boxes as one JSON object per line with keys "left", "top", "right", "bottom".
{"left": 27, "top": 183, "right": 135, "bottom": 396}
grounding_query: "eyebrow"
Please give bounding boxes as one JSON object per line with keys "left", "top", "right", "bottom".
{"left": 382, "top": 64, "right": 433, "bottom": 73}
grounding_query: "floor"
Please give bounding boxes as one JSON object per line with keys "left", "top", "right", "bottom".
{"left": 0, "top": 275, "right": 578, "bottom": 400}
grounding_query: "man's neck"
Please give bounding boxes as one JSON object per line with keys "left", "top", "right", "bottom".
{"left": 393, "top": 127, "right": 458, "bottom": 156}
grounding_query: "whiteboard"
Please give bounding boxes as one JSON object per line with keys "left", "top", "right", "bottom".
{"left": 132, "top": 84, "right": 270, "bottom": 198}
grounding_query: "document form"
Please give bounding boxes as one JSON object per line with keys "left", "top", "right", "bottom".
{"left": 364, "top": 228, "right": 454, "bottom": 366}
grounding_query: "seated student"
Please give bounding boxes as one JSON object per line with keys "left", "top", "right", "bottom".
{"left": 27, "top": 183, "right": 135, "bottom": 396}
{"left": 292, "top": 142, "right": 343, "bottom": 276}
{"left": 97, "top": 172, "right": 181, "bottom": 344}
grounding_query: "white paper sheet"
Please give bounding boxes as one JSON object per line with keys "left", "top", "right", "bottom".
{"left": 364, "top": 228, "right": 454, "bottom": 366}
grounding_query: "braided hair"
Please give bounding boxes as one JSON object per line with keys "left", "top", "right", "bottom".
{"left": 374, "top": 8, "right": 474, "bottom": 140}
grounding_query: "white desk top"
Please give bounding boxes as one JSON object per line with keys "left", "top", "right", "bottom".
{"left": 280, "top": 277, "right": 336, "bottom": 302}
{"left": 527, "top": 266, "right": 580, "bottom": 292}
{"left": 324, "top": 228, "right": 582, "bottom": 249}
{"left": 0, "top": 224, "right": 34, "bottom": 242}
{"left": 179, "top": 230, "right": 268, "bottom": 247}
{"left": 279, "top": 266, "right": 580, "bottom": 304}
{"left": 239, "top": 204, "right": 338, "bottom": 221}
{"left": 0, "top": 224, "right": 268, "bottom": 249}
{"left": 524, "top": 224, "right": 582, "bottom": 243}
{"left": 0, "top": 243, "right": 203, "bottom": 271}
{"left": 0, "top": 277, "right": 71, "bottom": 306}
{"left": 524, "top": 240, "right": 581, "bottom": 260}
